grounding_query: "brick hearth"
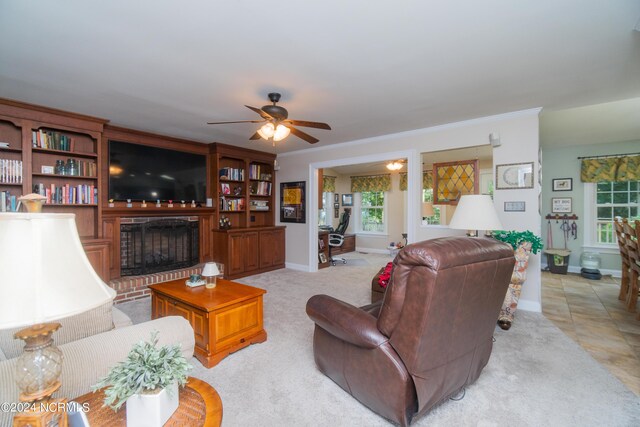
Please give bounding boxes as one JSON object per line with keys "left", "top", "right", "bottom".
{"left": 110, "top": 263, "right": 204, "bottom": 303}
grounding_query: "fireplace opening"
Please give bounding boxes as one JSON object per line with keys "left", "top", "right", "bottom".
{"left": 120, "top": 218, "right": 199, "bottom": 276}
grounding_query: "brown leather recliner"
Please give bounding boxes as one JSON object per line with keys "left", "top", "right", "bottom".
{"left": 306, "top": 236, "right": 515, "bottom": 426}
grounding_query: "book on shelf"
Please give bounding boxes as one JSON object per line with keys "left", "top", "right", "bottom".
{"left": 219, "top": 196, "right": 245, "bottom": 211}
{"left": 33, "top": 182, "right": 97, "bottom": 205}
{"left": 0, "top": 190, "right": 18, "bottom": 212}
{"left": 0, "top": 159, "right": 23, "bottom": 184}
{"left": 251, "top": 181, "right": 271, "bottom": 196}
{"left": 249, "top": 164, "right": 272, "bottom": 181}
{"left": 249, "top": 200, "right": 269, "bottom": 211}
{"left": 32, "top": 130, "right": 73, "bottom": 151}
{"left": 219, "top": 167, "right": 244, "bottom": 181}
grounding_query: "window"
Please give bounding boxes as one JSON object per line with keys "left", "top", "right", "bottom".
{"left": 318, "top": 192, "right": 331, "bottom": 226}
{"left": 359, "top": 191, "right": 385, "bottom": 233}
{"left": 422, "top": 188, "right": 442, "bottom": 225}
{"left": 592, "top": 181, "right": 639, "bottom": 245}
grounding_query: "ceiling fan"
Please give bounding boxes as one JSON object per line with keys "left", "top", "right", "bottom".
{"left": 207, "top": 93, "right": 331, "bottom": 144}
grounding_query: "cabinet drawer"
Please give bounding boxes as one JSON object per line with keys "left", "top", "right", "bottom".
{"left": 211, "top": 297, "right": 263, "bottom": 351}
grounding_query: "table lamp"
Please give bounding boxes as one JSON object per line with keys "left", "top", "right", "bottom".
{"left": 0, "top": 212, "right": 116, "bottom": 426}
{"left": 422, "top": 202, "right": 435, "bottom": 218}
{"left": 201, "top": 262, "right": 220, "bottom": 289}
{"left": 448, "top": 195, "right": 503, "bottom": 236}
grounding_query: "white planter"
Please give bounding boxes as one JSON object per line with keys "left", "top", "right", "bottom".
{"left": 126, "top": 382, "right": 179, "bottom": 427}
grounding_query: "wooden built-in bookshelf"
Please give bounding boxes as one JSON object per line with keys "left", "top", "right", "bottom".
{"left": 0, "top": 99, "right": 106, "bottom": 237}
{"left": 210, "top": 143, "right": 284, "bottom": 279}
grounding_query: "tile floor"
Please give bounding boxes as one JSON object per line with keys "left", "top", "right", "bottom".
{"left": 541, "top": 271, "right": 640, "bottom": 396}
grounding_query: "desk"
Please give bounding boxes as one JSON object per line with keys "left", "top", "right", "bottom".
{"left": 75, "top": 377, "right": 223, "bottom": 426}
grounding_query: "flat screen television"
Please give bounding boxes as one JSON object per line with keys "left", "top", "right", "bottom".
{"left": 108, "top": 140, "right": 207, "bottom": 202}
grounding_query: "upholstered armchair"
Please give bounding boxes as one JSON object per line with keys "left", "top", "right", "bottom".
{"left": 306, "top": 236, "right": 514, "bottom": 425}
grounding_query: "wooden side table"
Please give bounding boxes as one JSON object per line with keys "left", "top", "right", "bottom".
{"left": 74, "top": 377, "right": 222, "bottom": 426}
{"left": 149, "top": 278, "right": 267, "bottom": 368}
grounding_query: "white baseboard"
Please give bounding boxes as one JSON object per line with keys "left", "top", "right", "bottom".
{"left": 540, "top": 263, "right": 621, "bottom": 278}
{"left": 356, "top": 247, "right": 393, "bottom": 255}
{"left": 517, "top": 299, "right": 542, "bottom": 313}
{"left": 286, "top": 262, "right": 310, "bottom": 272}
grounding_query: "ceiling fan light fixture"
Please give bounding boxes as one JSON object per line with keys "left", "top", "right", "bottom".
{"left": 273, "top": 124, "right": 291, "bottom": 142}
{"left": 386, "top": 161, "right": 404, "bottom": 171}
{"left": 257, "top": 122, "right": 275, "bottom": 139}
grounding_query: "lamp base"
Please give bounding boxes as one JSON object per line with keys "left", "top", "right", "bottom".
{"left": 12, "top": 398, "right": 68, "bottom": 427}
{"left": 205, "top": 276, "right": 217, "bottom": 289}
{"left": 13, "top": 323, "right": 67, "bottom": 426}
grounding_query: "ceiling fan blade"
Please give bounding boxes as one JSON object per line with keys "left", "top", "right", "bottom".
{"left": 207, "top": 120, "right": 265, "bottom": 125}
{"left": 249, "top": 131, "right": 262, "bottom": 140}
{"left": 245, "top": 105, "right": 273, "bottom": 120}
{"left": 288, "top": 126, "right": 319, "bottom": 144}
{"left": 284, "top": 119, "right": 331, "bottom": 130}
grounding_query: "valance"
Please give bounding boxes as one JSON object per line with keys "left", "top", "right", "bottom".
{"left": 399, "top": 172, "right": 433, "bottom": 191}
{"left": 423, "top": 171, "right": 433, "bottom": 189}
{"left": 580, "top": 155, "right": 640, "bottom": 182}
{"left": 351, "top": 174, "right": 391, "bottom": 193}
{"left": 322, "top": 176, "right": 336, "bottom": 192}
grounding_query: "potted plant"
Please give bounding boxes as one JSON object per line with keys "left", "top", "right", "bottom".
{"left": 93, "top": 331, "right": 192, "bottom": 427}
{"left": 492, "top": 230, "right": 543, "bottom": 330}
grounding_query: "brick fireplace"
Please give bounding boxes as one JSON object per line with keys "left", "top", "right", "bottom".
{"left": 110, "top": 216, "right": 201, "bottom": 303}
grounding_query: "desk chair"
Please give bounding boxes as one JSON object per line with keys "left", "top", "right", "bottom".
{"left": 328, "top": 210, "right": 350, "bottom": 266}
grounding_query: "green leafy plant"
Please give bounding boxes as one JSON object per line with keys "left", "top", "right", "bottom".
{"left": 93, "top": 331, "right": 192, "bottom": 410}
{"left": 492, "top": 230, "right": 543, "bottom": 254}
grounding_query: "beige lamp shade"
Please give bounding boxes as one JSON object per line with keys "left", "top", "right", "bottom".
{"left": 422, "top": 202, "right": 435, "bottom": 217}
{"left": 0, "top": 213, "right": 116, "bottom": 329}
{"left": 449, "top": 195, "right": 503, "bottom": 233}
{"left": 201, "top": 262, "right": 220, "bottom": 277}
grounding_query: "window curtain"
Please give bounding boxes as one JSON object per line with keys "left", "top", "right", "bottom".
{"left": 399, "top": 171, "right": 433, "bottom": 191}
{"left": 351, "top": 174, "right": 391, "bottom": 193}
{"left": 580, "top": 155, "right": 640, "bottom": 182}
{"left": 322, "top": 176, "right": 336, "bottom": 192}
{"left": 423, "top": 171, "right": 433, "bottom": 189}
{"left": 399, "top": 173, "right": 407, "bottom": 191}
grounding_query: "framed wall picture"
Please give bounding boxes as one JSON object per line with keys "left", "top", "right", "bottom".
{"left": 504, "top": 201, "right": 526, "bottom": 212}
{"left": 334, "top": 193, "right": 339, "bottom": 203}
{"left": 342, "top": 194, "right": 353, "bottom": 206}
{"left": 334, "top": 208, "right": 339, "bottom": 218}
{"left": 552, "top": 178, "right": 572, "bottom": 191}
{"left": 280, "top": 181, "right": 306, "bottom": 223}
{"left": 495, "top": 162, "right": 534, "bottom": 190}
{"left": 333, "top": 203, "right": 339, "bottom": 209}
{"left": 551, "top": 197, "right": 572, "bottom": 213}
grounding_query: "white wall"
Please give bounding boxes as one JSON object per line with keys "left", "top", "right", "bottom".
{"left": 277, "top": 108, "right": 542, "bottom": 311}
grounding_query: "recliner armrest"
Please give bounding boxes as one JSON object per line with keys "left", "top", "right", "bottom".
{"left": 306, "top": 295, "right": 388, "bottom": 349}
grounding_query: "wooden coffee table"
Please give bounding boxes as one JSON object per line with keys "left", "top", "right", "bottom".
{"left": 75, "top": 377, "right": 222, "bottom": 426}
{"left": 149, "top": 278, "right": 267, "bottom": 368}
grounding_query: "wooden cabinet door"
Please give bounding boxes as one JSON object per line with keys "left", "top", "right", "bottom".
{"left": 259, "top": 231, "right": 274, "bottom": 269}
{"left": 228, "top": 233, "right": 246, "bottom": 276}
{"left": 259, "top": 229, "right": 285, "bottom": 268}
{"left": 271, "top": 228, "right": 285, "bottom": 265}
{"left": 199, "top": 214, "right": 214, "bottom": 262}
{"left": 244, "top": 232, "right": 259, "bottom": 272}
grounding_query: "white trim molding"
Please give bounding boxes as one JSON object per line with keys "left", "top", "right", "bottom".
{"left": 285, "top": 262, "right": 311, "bottom": 272}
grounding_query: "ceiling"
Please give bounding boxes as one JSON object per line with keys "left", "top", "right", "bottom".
{"left": 1, "top": 1, "right": 639, "bottom": 153}
{"left": 540, "top": 97, "right": 640, "bottom": 147}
